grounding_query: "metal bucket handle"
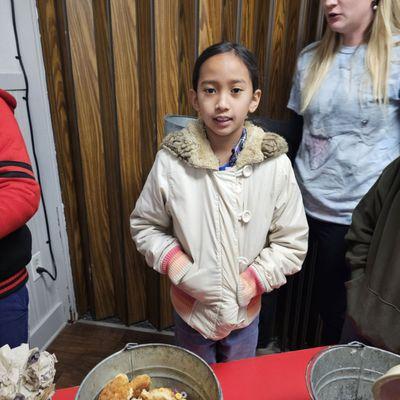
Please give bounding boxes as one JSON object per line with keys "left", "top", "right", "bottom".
{"left": 123, "top": 343, "right": 139, "bottom": 351}
{"left": 305, "top": 342, "right": 366, "bottom": 399}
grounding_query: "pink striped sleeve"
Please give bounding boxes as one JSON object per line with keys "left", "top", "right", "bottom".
{"left": 160, "top": 245, "right": 192, "bottom": 285}
{"left": 237, "top": 265, "right": 264, "bottom": 307}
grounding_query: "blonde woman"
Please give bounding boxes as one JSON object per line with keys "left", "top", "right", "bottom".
{"left": 288, "top": 0, "right": 400, "bottom": 345}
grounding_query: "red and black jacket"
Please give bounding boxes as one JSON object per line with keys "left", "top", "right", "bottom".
{"left": 0, "top": 89, "right": 40, "bottom": 298}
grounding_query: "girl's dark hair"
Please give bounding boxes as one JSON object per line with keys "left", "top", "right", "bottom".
{"left": 192, "top": 42, "right": 259, "bottom": 92}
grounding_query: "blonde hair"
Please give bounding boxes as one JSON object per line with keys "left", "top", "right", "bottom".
{"left": 301, "top": 0, "right": 400, "bottom": 113}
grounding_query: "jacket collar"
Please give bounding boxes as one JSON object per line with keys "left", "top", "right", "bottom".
{"left": 161, "top": 119, "right": 288, "bottom": 170}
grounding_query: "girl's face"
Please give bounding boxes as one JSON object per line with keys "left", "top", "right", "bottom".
{"left": 323, "top": 0, "right": 374, "bottom": 40}
{"left": 190, "top": 52, "right": 261, "bottom": 144}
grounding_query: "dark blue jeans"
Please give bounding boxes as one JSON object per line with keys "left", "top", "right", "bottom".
{"left": 0, "top": 284, "right": 29, "bottom": 348}
{"left": 174, "top": 312, "right": 259, "bottom": 364}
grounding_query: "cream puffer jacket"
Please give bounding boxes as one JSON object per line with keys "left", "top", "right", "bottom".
{"left": 131, "top": 120, "right": 308, "bottom": 340}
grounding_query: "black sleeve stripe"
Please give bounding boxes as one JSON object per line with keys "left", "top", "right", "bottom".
{"left": 0, "top": 161, "right": 33, "bottom": 171}
{"left": 0, "top": 171, "right": 35, "bottom": 179}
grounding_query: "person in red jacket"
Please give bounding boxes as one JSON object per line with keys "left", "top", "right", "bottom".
{"left": 0, "top": 89, "right": 40, "bottom": 348}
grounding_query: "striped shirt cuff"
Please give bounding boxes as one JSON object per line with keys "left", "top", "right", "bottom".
{"left": 161, "top": 245, "right": 192, "bottom": 285}
{"left": 237, "top": 265, "right": 264, "bottom": 307}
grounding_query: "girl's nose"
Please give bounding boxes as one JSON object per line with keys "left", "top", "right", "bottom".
{"left": 216, "top": 93, "right": 229, "bottom": 111}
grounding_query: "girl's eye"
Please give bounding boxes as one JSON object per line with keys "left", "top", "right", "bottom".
{"left": 204, "top": 88, "right": 216, "bottom": 94}
{"left": 231, "top": 88, "right": 243, "bottom": 94}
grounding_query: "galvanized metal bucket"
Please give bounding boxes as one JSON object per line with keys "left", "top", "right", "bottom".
{"left": 75, "top": 343, "right": 222, "bottom": 400}
{"left": 164, "top": 115, "right": 196, "bottom": 135}
{"left": 306, "top": 342, "right": 400, "bottom": 400}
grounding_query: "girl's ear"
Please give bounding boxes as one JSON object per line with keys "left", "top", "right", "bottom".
{"left": 249, "top": 89, "right": 261, "bottom": 113}
{"left": 189, "top": 89, "right": 200, "bottom": 112}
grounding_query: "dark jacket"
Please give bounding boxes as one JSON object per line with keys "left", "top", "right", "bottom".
{"left": 0, "top": 89, "right": 40, "bottom": 297}
{"left": 345, "top": 156, "right": 400, "bottom": 353}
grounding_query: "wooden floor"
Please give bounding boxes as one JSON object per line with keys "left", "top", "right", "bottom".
{"left": 46, "top": 321, "right": 174, "bottom": 389}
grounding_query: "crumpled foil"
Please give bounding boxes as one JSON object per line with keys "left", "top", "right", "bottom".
{"left": 0, "top": 344, "right": 57, "bottom": 400}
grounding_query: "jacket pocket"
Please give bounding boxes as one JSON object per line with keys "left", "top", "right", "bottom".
{"left": 178, "top": 263, "right": 220, "bottom": 304}
{"left": 345, "top": 271, "right": 365, "bottom": 312}
{"left": 346, "top": 271, "right": 400, "bottom": 352}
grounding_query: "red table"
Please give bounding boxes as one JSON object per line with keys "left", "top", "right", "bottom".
{"left": 53, "top": 347, "right": 324, "bottom": 400}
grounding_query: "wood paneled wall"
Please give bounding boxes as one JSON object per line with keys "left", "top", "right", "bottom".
{"left": 38, "top": 0, "right": 324, "bottom": 329}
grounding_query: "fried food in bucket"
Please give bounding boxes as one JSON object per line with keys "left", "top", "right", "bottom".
{"left": 130, "top": 374, "right": 152, "bottom": 398}
{"left": 140, "top": 387, "right": 176, "bottom": 400}
{"left": 98, "top": 373, "right": 134, "bottom": 400}
{"left": 99, "top": 373, "right": 185, "bottom": 400}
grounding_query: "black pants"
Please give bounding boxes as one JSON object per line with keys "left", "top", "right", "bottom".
{"left": 308, "top": 216, "right": 350, "bottom": 345}
{"left": 257, "top": 290, "right": 278, "bottom": 348}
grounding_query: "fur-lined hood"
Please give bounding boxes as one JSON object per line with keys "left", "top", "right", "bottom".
{"left": 161, "top": 119, "right": 288, "bottom": 170}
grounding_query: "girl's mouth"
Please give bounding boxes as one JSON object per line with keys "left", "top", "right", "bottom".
{"left": 214, "top": 116, "right": 232, "bottom": 123}
{"left": 213, "top": 116, "right": 232, "bottom": 128}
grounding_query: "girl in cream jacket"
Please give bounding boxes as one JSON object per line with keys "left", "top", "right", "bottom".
{"left": 131, "top": 42, "right": 308, "bottom": 363}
